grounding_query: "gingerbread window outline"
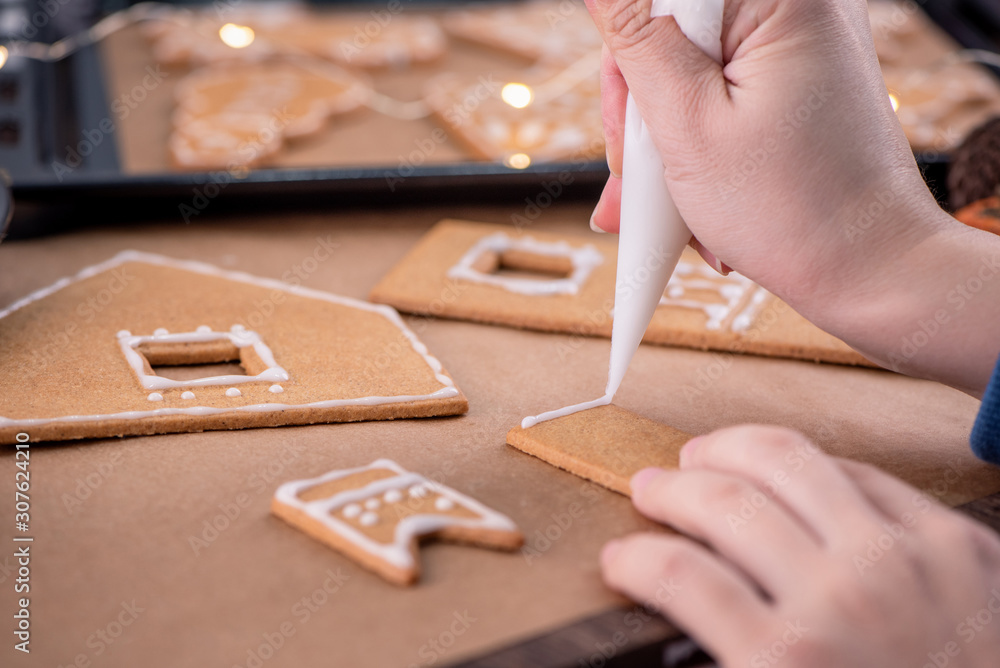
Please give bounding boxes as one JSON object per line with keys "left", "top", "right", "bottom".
{"left": 118, "top": 326, "right": 290, "bottom": 391}
{"left": 446, "top": 233, "right": 604, "bottom": 296}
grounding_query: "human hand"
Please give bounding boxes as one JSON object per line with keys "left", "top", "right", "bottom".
{"left": 586, "top": 0, "right": 1000, "bottom": 396}
{"left": 601, "top": 425, "right": 1000, "bottom": 667}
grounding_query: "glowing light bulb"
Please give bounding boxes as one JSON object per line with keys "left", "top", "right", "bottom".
{"left": 219, "top": 23, "right": 255, "bottom": 49}
{"left": 501, "top": 83, "right": 533, "bottom": 109}
{"left": 506, "top": 153, "right": 532, "bottom": 169}
{"left": 0, "top": 46, "right": 8, "bottom": 71}
{"left": 889, "top": 92, "right": 900, "bottom": 113}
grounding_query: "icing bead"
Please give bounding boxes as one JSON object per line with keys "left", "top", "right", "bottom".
{"left": 365, "top": 498, "right": 380, "bottom": 510}
{"left": 359, "top": 511, "right": 379, "bottom": 527}
{"left": 226, "top": 388, "right": 241, "bottom": 397}
{"left": 384, "top": 489, "right": 403, "bottom": 503}
{"left": 196, "top": 325, "right": 211, "bottom": 333}
{"left": 409, "top": 484, "right": 428, "bottom": 498}
{"left": 147, "top": 393, "right": 163, "bottom": 402}
{"left": 435, "top": 497, "right": 455, "bottom": 511}
{"left": 269, "top": 385, "right": 284, "bottom": 393}
{"left": 342, "top": 503, "right": 361, "bottom": 518}
{"left": 153, "top": 328, "right": 169, "bottom": 336}
{"left": 181, "top": 391, "right": 195, "bottom": 400}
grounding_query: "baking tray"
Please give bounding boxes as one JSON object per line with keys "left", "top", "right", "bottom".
{"left": 0, "top": 0, "right": 998, "bottom": 233}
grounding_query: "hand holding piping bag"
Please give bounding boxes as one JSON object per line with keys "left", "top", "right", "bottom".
{"left": 587, "top": 0, "right": 1000, "bottom": 396}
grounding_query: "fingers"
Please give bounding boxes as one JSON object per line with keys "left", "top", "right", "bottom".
{"left": 601, "top": 532, "right": 772, "bottom": 664}
{"left": 630, "top": 467, "right": 823, "bottom": 598}
{"left": 586, "top": 0, "right": 729, "bottom": 156}
{"left": 835, "top": 459, "right": 947, "bottom": 524}
{"left": 679, "top": 425, "right": 885, "bottom": 549}
{"left": 600, "top": 45, "right": 626, "bottom": 179}
{"left": 590, "top": 175, "right": 621, "bottom": 233}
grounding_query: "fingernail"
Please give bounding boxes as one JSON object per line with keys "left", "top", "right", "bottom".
{"left": 606, "top": 147, "right": 621, "bottom": 179}
{"left": 630, "top": 467, "right": 661, "bottom": 495}
{"left": 601, "top": 539, "right": 622, "bottom": 565}
{"left": 589, "top": 210, "right": 607, "bottom": 233}
{"left": 679, "top": 436, "right": 703, "bottom": 467}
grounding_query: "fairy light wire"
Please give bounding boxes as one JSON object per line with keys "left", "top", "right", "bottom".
{"left": 0, "top": 3, "right": 602, "bottom": 123}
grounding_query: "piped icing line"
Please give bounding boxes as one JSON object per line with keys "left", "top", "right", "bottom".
{"left": 0, "top": 250, "right": 459, "bottom": 428}
{"left": 118, "top": 328, "right": 290, "bottom": 390}
{"left": 0, "top": 388, "right": 460, "bottom": 429}
{"left": 656, "top": 261, "right": 770, "bottom": 332}
{"left": 274, "top": 459, "right": 519, "bottom": 571}
{"left": 446, "top": 233, "right": 603, "bottom": 297}
{"left": 521, "top": 393, "right": 612, "bottom": 429}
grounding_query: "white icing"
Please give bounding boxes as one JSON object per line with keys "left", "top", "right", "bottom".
{"left": 147, "top": 393, "right": 164, "bottom": 402}
{"left": 359, "top": 511, "right": 379, "bottom": 527}
{"left": 657, "top": 262, "right": 770, "bottom": 332}
{"left": 118, "top": 328, "right": 289, "bottom": 390}
{"left": 364, "top": 498, "right": 380, "bottom": 510}
{"left": 154, "top": 328, "right": 169, "bottom": 336}
{"left": 435, "top": 497, "right": 454, "bottom": 511}
{"left": 225, "top": 388, "right": 242, "bottom": 398}
{"left": 446, "top": 233, "right": 603, "bottom": 296}
{"left": 521, "top": 393, "right": 611, "bottom": 429}
{"left": 269, "top": 384, "right": 284, "bottom": 394}
{"left": 409, "top": 484, "right": 428, "bottom": 498}
{"left": 343, "top": 503, "right": 362, "bottom": 518}
{"left": 273, "top": 459, "right": 520, "bottom": 571}
{"left": 0, "top": 251, "right": 459, "bottom": 430}
{"left": 117, "top": 330, "right": 131, "bottom": 338}
{"left": 196, "top": 325, "right": 211, "bottom": 333}
{"left": 181, "top": 391, "right": 195, "bottom": 400}
{"left": 384, "top": 489, "right": 403, "bottom": 503}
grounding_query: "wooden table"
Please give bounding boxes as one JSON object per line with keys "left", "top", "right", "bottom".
{"left": 2, "top": 201, "right": 998, "bottom": 668}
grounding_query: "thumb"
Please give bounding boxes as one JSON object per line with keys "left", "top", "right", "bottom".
{"left": 586, "top": 0, "right": 729, "bottom": 152}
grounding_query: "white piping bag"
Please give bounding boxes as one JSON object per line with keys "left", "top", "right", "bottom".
{"left": 521, "top": 0, "right": 724, "bottom": 429}
{"left": 606, "top": 0, "right": 724, "bottom": 398}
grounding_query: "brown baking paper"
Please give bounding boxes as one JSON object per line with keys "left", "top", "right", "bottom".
{"left": 1, "top": 205, "right": 997, "bottom": 668}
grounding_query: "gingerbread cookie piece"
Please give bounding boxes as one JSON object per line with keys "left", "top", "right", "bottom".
{"left": 272, "top": 459, "right": 523, "bottom": 585}
{"left": 0, "top": 252, "right": 467, "bottom": 444}
{"left": 369, "top": 220, "right": 871, "bottom": 366}
{"left": 144, "top": 8, "right": 447, "bottom": 68}
{"left": 507, "top": 405, "right": 691, "bottom": 496}
{"left": 443, "top": 0, "right": 602, "bottom": 65}
{"left": 170, "top": 61, "right": 368, "bottom": 169}
{"left": 424, "top": 65, "right": 603, "bottom": 166}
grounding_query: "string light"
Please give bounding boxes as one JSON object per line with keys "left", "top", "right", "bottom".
{"left": 506, "top": 153, "right": 532, "bottom": 169}
{"left": 219, "top": 23, "right": 255, "bottom": 49}
{"left": 501, "top": 83, "right": 533, "bottom": 109}
{"left": 888, "top": 92, "right": 900, "bottom": 112}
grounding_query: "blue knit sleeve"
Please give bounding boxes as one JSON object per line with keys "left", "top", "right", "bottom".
{"left": 971, "top": 356, "right": 1000, "bottom": 464}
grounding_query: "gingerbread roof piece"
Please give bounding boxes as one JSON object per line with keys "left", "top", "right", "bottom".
{"left": 0, "top": 251, "right": 467, "bottom": 444}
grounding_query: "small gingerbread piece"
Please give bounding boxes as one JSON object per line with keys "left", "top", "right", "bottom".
{"left": 507, "top": 404, "right": 692, "bottom": 496}
{"left": 272, "top": 460, "right": 523, "bottom": 585}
